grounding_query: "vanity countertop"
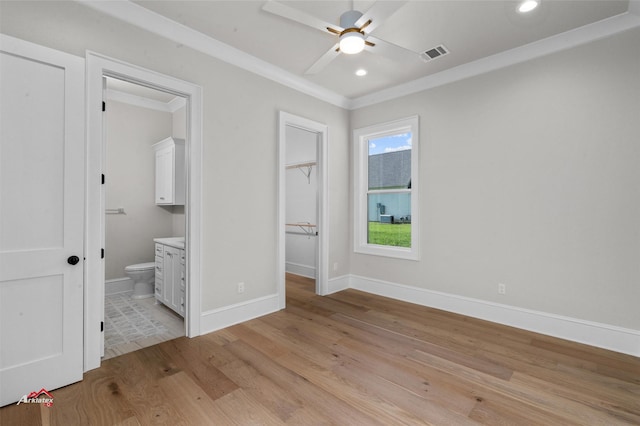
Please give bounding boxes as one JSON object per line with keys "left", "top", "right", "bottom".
{"left": 154, "top": 237, "right": 185, "bottom": 250}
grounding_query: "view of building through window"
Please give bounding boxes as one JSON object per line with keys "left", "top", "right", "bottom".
{"left": 367, "top": 132, "right": 412, "bottom": 248}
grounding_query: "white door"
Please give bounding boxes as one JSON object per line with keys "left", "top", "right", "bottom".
{"left": 0, "top": 35, "right": 85, "bottom": 406}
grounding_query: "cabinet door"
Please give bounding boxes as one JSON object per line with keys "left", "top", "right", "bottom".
{"left": 178, "top": 249, "right": 185, "bottom": 316}
{"left": 155, "top": 146, "right": 174, "bottom": 204}
{"left": 162, "top": 246, "right": 174, "bottom": 308}
{"left": 164, "top": 246, "right": 182, "bottom": 313}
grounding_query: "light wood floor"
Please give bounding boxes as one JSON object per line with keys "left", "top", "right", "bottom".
{"left": 2, "top": 274, "right": 639, "bottom": 425}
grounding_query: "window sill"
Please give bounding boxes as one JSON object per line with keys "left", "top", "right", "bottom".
{"left": 354, "top": 244, "right": 420, "bottom": 261}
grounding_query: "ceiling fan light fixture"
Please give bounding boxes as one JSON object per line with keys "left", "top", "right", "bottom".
{"left": 518, "top": 0, "right": 540, "bottom": 13}
{"left": 339, "top": 30, "right": 365, "bottom": 54}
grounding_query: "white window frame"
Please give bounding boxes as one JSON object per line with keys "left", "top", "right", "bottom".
{"left": 353, "top": 116, "right": 420, "bottom": 260}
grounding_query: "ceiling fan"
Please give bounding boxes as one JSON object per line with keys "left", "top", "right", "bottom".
{"left": 262, "top": 0, "right": 420, "bottom": 74}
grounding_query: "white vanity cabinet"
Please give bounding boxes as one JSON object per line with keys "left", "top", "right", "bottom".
{"left": 153, "top": 137, "right": 185, "bottom": 205}
{"left": 154, "top": 239, "right": 185, "bottom": 317}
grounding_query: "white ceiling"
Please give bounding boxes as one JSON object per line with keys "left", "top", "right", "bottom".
{"left": 128, "top": 0, "right": 631, "bottom": 99}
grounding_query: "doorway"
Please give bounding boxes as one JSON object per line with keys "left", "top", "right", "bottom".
{"left": 277, "top": 112, "right": 328, "bottom": 308}
{"left": 85, "top": 53, "right": 203, "bottom": 371}
{"left": 102, "top": 77, "right": 187, "bottom": 359}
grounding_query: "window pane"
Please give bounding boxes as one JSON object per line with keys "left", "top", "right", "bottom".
{"left": 367, "top": 192, "right": 411, "bottom": 248}
{"left": 368, "top": 132, "right": 412, "bottom": 191}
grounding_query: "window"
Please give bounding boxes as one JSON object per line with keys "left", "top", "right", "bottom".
{"left": 354, "top": 116, "right": 419, "bottom": 260}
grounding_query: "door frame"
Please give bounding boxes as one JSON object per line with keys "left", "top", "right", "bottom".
{"left": 85, "top": 52, "right": 203, "bottom": 371}
{"left": 277, "top": 111, "right": 329, "bottom": 306}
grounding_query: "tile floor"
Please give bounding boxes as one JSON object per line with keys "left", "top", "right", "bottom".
{"left": 103, "top": 293, "right": 184, "bottom": 360}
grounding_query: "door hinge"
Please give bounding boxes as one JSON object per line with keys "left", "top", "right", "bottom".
{"left": 101, "top": 174, "right": 105, "bottom": 185}
{"left": 102, "top": 101, "right": 106, "bottom": 112}
{"left": 100, "top": 321, "right": 104, "bottom": 332}
{"left": 101, "top": 248, "right": 105, "bottom": 259}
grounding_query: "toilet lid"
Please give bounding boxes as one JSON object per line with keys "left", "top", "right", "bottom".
{"left": 124, "top": 262, "right": 156, "bottom": 272}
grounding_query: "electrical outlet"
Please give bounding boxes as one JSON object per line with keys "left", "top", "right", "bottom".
{"left": 333, "top": 262, "right": 339, "bottom": 271}
{"left": 237, "top": 282, "right": 245, "bottom": 294}
{"left": 498, "top": 283, "right": 506, "bottom": 295}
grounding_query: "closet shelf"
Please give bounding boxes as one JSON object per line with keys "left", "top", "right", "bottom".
{"left": 286, "top": 161, "right": 316, "bottom": 184}
{"left": 285, "top": 161, "right": 316, "bottom": 170}
{"left": 286, "top": 223, "right": 317, "bottom": 237}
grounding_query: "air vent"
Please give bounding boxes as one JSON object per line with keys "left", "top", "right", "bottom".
{"left": 420, "top": 44, "right": 449, "bottom": 62}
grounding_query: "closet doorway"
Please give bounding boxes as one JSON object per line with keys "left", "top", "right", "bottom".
{"left": 277, "top": 112, "right": 328, "bottom": 308}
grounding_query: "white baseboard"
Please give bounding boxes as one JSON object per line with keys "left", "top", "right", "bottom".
{"left": 327, "top": 275, "right": 350, "bottom": 295}
{"left": 105, "top": 277, "right": 133, "bottom": 295}
{"left": 349, "top": 275, "right": 640, "bottom": 357}
{"left": 200, "top": 293, "right": 280, "bottom": 336}
{"left": 285, "top": 262, "right": 316, "bottom": 279}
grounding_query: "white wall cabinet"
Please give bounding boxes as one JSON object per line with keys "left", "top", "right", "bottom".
{"left": 153, "top": 137, "right": 185, "bottom": 205}
{"left": 154, "top": 242, "right": 185, "bottom": 317}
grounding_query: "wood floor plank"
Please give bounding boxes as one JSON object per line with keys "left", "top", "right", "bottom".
{"left": 408, "top": 348, "right": 638, "bottom": 425}
{"left": 274, "top": 351, "right": 431, "bottom": 425}
{"left": 224, "top": 339, "right": 387, "bottom": 425}
{"left": 210, "top": 388, "right": 286, "bottom": 425}
{"left": 157, "top": 337, "right": 240, "bottom": 401}
{"left": 1, "top": 273, "right": 638, "bottom": 424}
{"left": 158, "top": 371, "right": 237, "bottom": 425}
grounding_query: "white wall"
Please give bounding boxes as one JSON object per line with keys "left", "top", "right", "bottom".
{"left": 285, "top": 125, "right": 317, "bottom": 278}
{"left": 0, "top": 1, "right": 350, "bottom": 312}
{"left": 350, "top": 27, "right": 640, "bottom": 331}
{"left": 104, "top": 100, "right": 173, "bottom": 280}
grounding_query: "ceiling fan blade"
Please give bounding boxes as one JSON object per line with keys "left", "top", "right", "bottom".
{"left": 364, "top": 36, "right": 420, "bottom": 64}
{"left": 262, "top": 1, "right": 342, "bottom": 34}
{"left": 356, "top": 0, "right": 408, "bottom": 34}
{"left": 305, "top": 43, "right": 341, "bottom": 75}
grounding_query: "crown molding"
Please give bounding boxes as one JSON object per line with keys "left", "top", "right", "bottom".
{"left": 79, "top": 1, "right": 640, "bottom": 112}
{"left": 78, "top": 0, "right": 350, "bottom": 109}
{"left": 349, "top": 9, "right": 640, "bottom": 110}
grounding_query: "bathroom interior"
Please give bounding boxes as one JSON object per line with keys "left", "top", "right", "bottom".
{"left": 103, "top": 77, "right": 187, "bottom": 360}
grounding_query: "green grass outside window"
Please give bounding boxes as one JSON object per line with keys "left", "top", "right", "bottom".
{"left": 368, "top": 222, "right": 411, "bottom": 248}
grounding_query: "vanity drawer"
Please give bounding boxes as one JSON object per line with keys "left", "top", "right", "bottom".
{"left": 155, "top": 243, "right": 164, "bottom": 257}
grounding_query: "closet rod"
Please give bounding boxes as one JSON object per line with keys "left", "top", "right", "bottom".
{"left": 106, "top": 207, "right": 126, "bottom": 215}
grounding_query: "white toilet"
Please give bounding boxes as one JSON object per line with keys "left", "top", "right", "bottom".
{"left": 124, "top": 262, "right": 156, "bottom": 299}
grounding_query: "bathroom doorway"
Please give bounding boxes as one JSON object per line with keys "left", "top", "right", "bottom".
{"left": 102, "top": 77, "right": 186, "bottom": 359}
{"left": 85, "top": 52, "right": 203, "bottom": 371}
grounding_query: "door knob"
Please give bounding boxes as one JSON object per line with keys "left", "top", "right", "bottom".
{"left": 67, "top": 255, "right": 80, "bottom": 265}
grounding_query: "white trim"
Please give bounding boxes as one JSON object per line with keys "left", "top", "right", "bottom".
{"left": 285, "top": 262, "right": 316, "bottom": 279}
{"left": 327, "top": 275, "right": 350, "bottom": 295}
{"left": 85, "top": 52, "right": 203, "bottom": 372}
{"left": 353, "top": 116, "right": 420, "bottom": 260}
{"left": 105, "top": 88, "right": 185, "bottom": 113}
{"left": 200, "top": 294, "right": 280, "bottom": 335}
{"left": 76, "top": 1, "right": 640, "bottom": 111}
{"left": 278, "top": 111, "right": 330, "bottom": 306}
{"left": 104, "top": 277, "right": 134, "bottom": 295}
{"left": 349, "top": 275, "right": 640, "bottom": 357}
{"left": 78, "top": 0, "right": 349, "bottom": 109}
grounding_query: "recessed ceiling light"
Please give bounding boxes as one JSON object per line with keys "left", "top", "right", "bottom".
{"left": 518, "top": 0, "right": 540, "bottom": 13}
{"left": 355, "top": 69, "right": 367, "bottom": 77}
